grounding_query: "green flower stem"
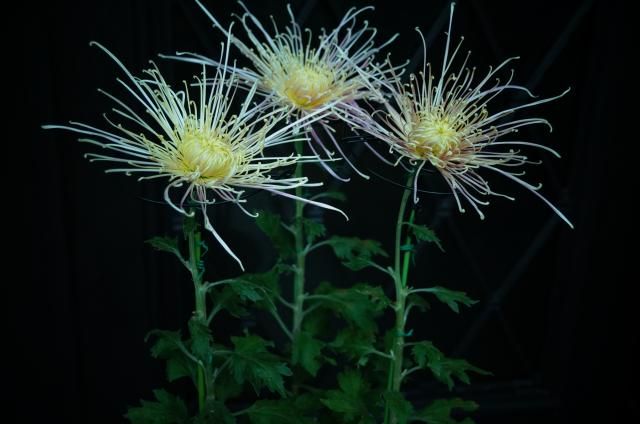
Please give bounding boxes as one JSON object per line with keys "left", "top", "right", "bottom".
{"left": 303, "top": 239, "right": 332, "bottom": 255}
{"left": 269, "top": 306, "right": 294, "bottom": 340}
{"left": 401, "top": 210, "right": 416, "bottom": 286}
{"left": 385, "top": 175, "right": 414, "bottom": 424}
{"left": 292, "top": 139, "right": 306, "bottom": 349}
{"left": 187, "top": 215, "right": 207, "bottom": 414}
{"left": 407, "top": 288, "right": 439, "bottom": 295}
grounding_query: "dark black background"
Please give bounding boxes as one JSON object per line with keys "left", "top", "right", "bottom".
{"left": 16, "top": 0, "right": 635, "bottom": 422}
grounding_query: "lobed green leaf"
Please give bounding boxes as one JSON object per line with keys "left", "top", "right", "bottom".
{"left": 406, "top": 224, "right": 444, "bottom": 252}
{"left": 125, "top": 389, "right": 189, "bottom": 424}
{"left": 229, "top": 334, "right": 292, "bottom": 396}
{"left": 327, "top": 236, "right": 388, "bottom": 271}
{"left": 414, "top": 398, "right": 478, "bottom": 423}
{"left": 411, "top": 342, "right": 490, "bottom": 390}
{"left": 256, "top": 211, "right": 295, "bottom": 258}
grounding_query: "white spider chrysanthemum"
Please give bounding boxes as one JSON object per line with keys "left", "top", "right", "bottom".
{"left": 350, "top": 4, "right": 573, "bottom": 228}
{"left": 44, "top": 39, "right": 346, "bottom": 270}
{"left": 166, "top": 0, "right": 403, "bottom": 180}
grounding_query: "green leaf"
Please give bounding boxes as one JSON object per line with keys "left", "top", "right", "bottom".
{"left": 330, "top": 327, "right": 377, "bottom": 365}
{"left": 314, "top": 282, "right": 389, "bottom": 333}
{"left": 210, "top": 286, "right": 250, "bottom": 318}
{"left": 256, "top": 210, "right": 295, "bottom": 258}
{"left": 147, "top": 330, "right": 196, "bottom": 383}
{"left": 414, "top": 398, "right": 478, "bottom": 423}
{"left": 292, "top": 331, "right": 325, "bottom": 376}
{"left": 407, "top": 293, "right": 431, "bottom": 313}
{"left": 383, "top": 391, "right": 414, "bottom": 423}
{"left": 298, "top": 217, "right": 326, "bottom": 245}
{"left": 239, "top": 267, "right": 284, "bottom": 312}
{"left": 230, "top": 334, "right": 292, "bottom": 396}
{"left": 209, "top": 265, "right": 285, "bottom": 317}
{"left": 165, "top": 356, "right": 192, "bottom": 383}
{"left": 146, "top": 237, "right": 183, "bottom": 260}
{"left": 212, "top": 372, "right": 243, "bottom": 402}
{"left": 321, "top": 394, "right": 360, "bottom": 420}
{"left": 194, "top": 400, "right": 235, "bottom": 424}
{"left": 327, "top": 236, "right": 388, "bottom": 271}
{"left": 188, "top": 318, "right": 213, "bottom": 362}
{"left": 148, "top": 330, "right": 183, "bottom": 358}
{"left": 337, "top": 369, "right": 368, "bottom": 395}
{"left": 247, "top": 400, "right": 305, "bottom": 424}
{"left": 426, "top": 287, "right": 477, "bottom": 314}
{"left": 301, "top": 303, "right": 333, "bottom": 336}
{"left": 351, "top": 284, "right": 391, "bottom": 310}
{"left": 125, "top": 389, "right": 189, "bottom": 424}
{"left": 229, "top": 280, "right": 264, "bottom": 303}
{"left": 411, "top": 342, "right": 490, "bottom": 390}
{"left": 245, "top": 395, "right": 321, "bottom": 423}
{"left": 249, "top": 264, "right": 285, "bottom": 290}
{"left": 406, "top": 224, "right": 444, "bottom": 252}
{"left": 300, "top": 308, "right": 338, "bottom": 369}
{"left": 321, "top": 370, "right": 370, "bottom": 422}
{"left": 293, "top": 393, "right": 325, "bottom": 418}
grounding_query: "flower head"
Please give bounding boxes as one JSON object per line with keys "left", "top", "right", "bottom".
{"left": 351, "top": 4, "right": 573, "bottom": 228}
{"left": 167, "top": 0, "right": 403, "bottom": 180}
{"left": 44, "top": 40, "right": 346, "bottom": 270}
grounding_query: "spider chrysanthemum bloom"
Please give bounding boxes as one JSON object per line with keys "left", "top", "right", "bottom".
{"left": 351, "top": 4, "right": 573, "bottom": 228}
{"left": 167, "top": 0, "right": 403, "bottom": 180}
{"left": 44, "top": 40, "right": 346, "bottom": 270}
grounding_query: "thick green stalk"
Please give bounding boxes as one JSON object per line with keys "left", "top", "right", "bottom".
{"left": 401, "top": 210, "right": 416, "bottom": 288}
{"left": 187, "top": 217, "right": 207, "bottom": 414}
{"left": 292, "top": 139, "right": 306, "bottom": 347}
{"left": 385, "top": 176, "right": 414, "bottom": 424}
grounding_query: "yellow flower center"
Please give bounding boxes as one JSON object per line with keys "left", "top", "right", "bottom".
{"left": 178, "top": 128, "right": 237, "bottom": 180}
{"left": 283, "top": 64, "right": 335, "bottom": 110}
{"left": 408, "top": 113, "right": 461, "bottom": 161}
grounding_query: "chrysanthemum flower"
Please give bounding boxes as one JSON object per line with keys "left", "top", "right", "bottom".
{"left": 166, "top": 0, "right": 403, "bottom": 180}
{"left": 349, "top": 4, "right": 573, "bottom": 228}
{"left": 44, "top": 39, "right": 346, "bottom": 270}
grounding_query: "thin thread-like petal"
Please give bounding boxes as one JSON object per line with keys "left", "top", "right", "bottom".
{"left": 44, "top": 30, "right": 345, "bottom": 268}
{"left": 350, "top": 4, "right": 572, "bottom": 227}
